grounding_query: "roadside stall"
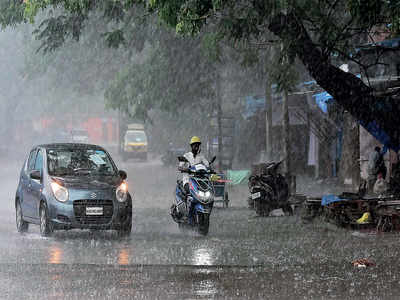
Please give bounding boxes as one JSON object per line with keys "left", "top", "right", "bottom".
{"left": 302, "top": 192, "right": 400, "bottom": 231}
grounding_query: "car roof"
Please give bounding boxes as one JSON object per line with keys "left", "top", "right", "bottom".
{"left": 35, "top": 143, "right": 106, "bottom": 151}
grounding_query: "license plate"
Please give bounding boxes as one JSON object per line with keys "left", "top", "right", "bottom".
{"left": 86, "top": 206, "right": 103, "bottom": 215}
{"left": 251, "top": 192, "right": 261, "bottom": 199}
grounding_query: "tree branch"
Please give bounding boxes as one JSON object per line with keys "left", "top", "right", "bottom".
{"left": 268, "top": 11, "right": 400, "bottom": 148}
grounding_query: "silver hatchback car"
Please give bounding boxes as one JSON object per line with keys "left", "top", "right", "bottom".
{"left": 15, "top": 143, "right": 132, "bottom": 237}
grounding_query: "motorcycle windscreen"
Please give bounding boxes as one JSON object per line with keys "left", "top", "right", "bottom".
{"left": 191, "top": 164, "right": 207, "bottom": 172}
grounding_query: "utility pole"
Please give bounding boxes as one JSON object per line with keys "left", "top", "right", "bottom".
{"left": 282, "top": 88, "right": 291, "bottom": 190}
{"left": 264, "top": 47, "right": 274, "bottom": 162}
{"left": 281, "top": 43, "right": 292, "bottom": 192}
{"left": 216, "top": 73, "right": 223, "bottom": 172}
{"left": 265, "top": 73, "right": 273, "bottom": 161}
{"left": 118, "top": 107, "right": 122, "bottom": 155}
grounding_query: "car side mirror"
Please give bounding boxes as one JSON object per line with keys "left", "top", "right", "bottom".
{"left": 30, "top": 170, "right": 41, "bottom": 180}
{"left": 210, "top": 156, "right": 216, "bottom": 164}
{"left": 119, "top": 170, "right": 127, "bottom": 180}
{"left": 177, "top": 156, "right": 188, "bottom": 163}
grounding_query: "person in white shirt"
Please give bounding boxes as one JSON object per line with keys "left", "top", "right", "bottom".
{"left": 178, "top": 136, "right": 211, "bottom": 223}
{"left": 179, "top": 136, "right": 209, "bottom": 196}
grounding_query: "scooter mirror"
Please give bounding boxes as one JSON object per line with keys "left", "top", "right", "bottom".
{"left": 177, "top": 156, "right": 188, "bottom": 163}
{"left": 275, "top": 160, "right": 284, "bottom": 169}
{"left": 118, "top": 170, "right": 127, "bottom": 180}
{"left": 210, "top": 156, "right": 216, "bottom": 164}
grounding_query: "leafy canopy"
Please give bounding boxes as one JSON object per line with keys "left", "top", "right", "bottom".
{"left": 4, "top": 0, "right": 400, "bottom": 146}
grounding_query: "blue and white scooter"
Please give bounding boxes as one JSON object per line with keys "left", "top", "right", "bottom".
{"left": 170, "top": 156, "right": 216, "bottom": 235}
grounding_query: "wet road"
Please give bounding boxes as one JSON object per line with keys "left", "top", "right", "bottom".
{"left": 1, "top": 157, "right": 400, "bottom": 299}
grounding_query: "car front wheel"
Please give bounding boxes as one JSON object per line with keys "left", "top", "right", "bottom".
{"left": 40, "top": 202, "right": 53, "bottom": 237}
{"left": 16, "top": 201, "right": 29, "bottom": 233}
{"left": 117, "top": 206, "right": 132, "bottom": 237}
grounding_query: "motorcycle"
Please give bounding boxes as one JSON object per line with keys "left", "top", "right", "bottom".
{"left": 170, "top": 156, "right": 216, "bottom": 235}
{"left": 248, "top": 160, "right": 293, "bottom": 216}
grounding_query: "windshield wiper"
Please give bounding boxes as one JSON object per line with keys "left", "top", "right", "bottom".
{"left": 73, "top": 168, "right": 92, "bottom": 174}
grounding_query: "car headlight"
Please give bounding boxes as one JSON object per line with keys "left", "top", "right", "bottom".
{"left": 51, "top": 181, "right": 69, "bottom": 202}
{"left": 116, "top": 181, "right": 128, "bottom": 202}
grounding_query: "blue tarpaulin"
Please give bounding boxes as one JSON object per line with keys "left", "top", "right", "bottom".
{"left": 355, "top": 37, "right": 400, "bottom": 54}
{"left": 313, "top": 92, "right": 333, "bottom": 113}
{"left": 359, "top": 119, "right": 400, "bottom": 152}
{"left": 227, "top": 170, "right": 250, "bottom": 185}
{"left": 243, "top": 96, "right": 266, "bottom": 118}
{"left": 321, "top": 194, "right": 347, "bottom": 206}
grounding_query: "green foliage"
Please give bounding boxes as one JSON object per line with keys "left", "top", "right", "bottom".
{"left": 33, "top": 14, "right": 85, "bottom": 53}
{"left": 3, "top": 0, "right": 399, "bottom": 131}
{"left": 269, "top": 53, "right": 299, "bottom": 93}
{"left": 3, "top": 0, "right": 400, "bottom": 61}
{"left": 105, "top": 31, "right": 216, "bottom": 121}
{"left": 103, "top": 29, "right": 125, "bottom": 48}
{"left": 0, "top": 1, "right": 25, "bottom": 28}
{"left": 201, "top": 32, "right": 223, "bottom": 62}
{"left": 387, "top": 0, "right": 400, "bottom": 34}
{"left": 347, "top": 0, "right": 382, "bottom": 28}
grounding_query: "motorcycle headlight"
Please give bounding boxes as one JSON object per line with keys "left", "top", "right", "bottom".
{"left": 116, "top": 181, "right": 128, "bottom": 202}
{"left": 198, "top": 190, "right": 212, "bottom": 202}
{"left": 51, "top": 181, "right": 69, "bottom": 203}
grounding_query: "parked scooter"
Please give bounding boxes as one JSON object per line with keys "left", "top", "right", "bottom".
{"left": 248, "top": 161, "right": 292, "bottom": 216}
{"left": 170, "top": 156, "right": 217, "bottom": 235}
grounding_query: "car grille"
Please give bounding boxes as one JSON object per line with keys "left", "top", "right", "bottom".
{"left": 73, "top": 199, "right": 113, "bottom": 225}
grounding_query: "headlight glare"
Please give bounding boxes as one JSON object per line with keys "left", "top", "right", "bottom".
{"left": 197, "top": 190, "right": 212, "bottom": 202}
{"left": 51, "top": 182, "right": 69, "bottom": 202}
{"left": 116, "top": 181, "right": 128, "bottom": 202}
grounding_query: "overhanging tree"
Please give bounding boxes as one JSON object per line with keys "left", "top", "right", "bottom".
{"left": 3, "top": 0, "right": 400, "bottom": 147}
{"left": 148, "top": 0, "right": 400, "bottom": 148}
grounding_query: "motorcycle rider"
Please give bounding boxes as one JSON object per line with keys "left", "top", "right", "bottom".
{"left": 179, "top": 136, "right": 210, "bottom": 195}
{"left": 178, "top": 136, "right": 210, "bottom": 222}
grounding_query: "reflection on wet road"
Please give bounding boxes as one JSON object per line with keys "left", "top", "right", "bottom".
{"left": 1, "top": 158, "right": 400, "bottom": 299}
{"left": 118, "top": 248, "right": 130, "bottom": 265}
{"left": 48, "top": 246, "right": 63, "bottom": 264}
{"left": 192, "top": 247, "right": 215, "bottom": 266}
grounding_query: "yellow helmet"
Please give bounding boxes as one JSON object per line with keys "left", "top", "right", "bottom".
{"left": 190, "top": 136, "right": 201, "bottom": 145}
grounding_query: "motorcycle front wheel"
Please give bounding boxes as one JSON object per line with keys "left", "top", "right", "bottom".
{"left": 255, "top": 199, "right": 271, "bottom": 217}
{"left": 197, "top": 213, "right": 210, "bottom": 236}
{"left": 282, "top": 204, "right": 294, "bottom": 216}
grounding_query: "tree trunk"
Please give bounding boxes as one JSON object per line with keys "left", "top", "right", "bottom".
{"left": 268, "top": 12, "right": 400, "bottom": 149}
{"left": 339, "top": 112, "right": 361, "bottom": 189}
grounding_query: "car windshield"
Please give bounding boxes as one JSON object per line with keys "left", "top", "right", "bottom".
{"left": 47, "top": 148, "right": 116, "bottom": 177}
{"left": 125, "top": 131, "right": 147, "bottom": 143}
